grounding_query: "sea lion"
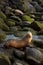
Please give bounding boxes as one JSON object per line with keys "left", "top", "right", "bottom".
{"left": 5, "top": 32, "right": 32, "bottom": 48}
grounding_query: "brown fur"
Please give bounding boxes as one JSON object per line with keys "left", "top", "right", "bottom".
{"left": 5, "top": 32, "right": 32, "bottom": 48}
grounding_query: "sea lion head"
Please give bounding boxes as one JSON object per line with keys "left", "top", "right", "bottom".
{"left": 22, "top": 31, "right": 32, "bottom": 44}
{"left": 26, "top": 31, "right": 32, "bottom": 43}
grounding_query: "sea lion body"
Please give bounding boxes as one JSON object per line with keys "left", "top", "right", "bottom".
{"left": 5, "top": 39, "right": 26, "bottom": 48}
{"left": 5, "top": 32, "right": 32, "bottom": 48}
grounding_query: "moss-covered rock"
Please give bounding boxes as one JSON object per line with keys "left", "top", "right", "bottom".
{"left": 23, "top": 15, "right": 34, "bottom": 22}
{"left": 0, "top": 33, "right": 6, "bottom": 42}
{"left": 7, "top": 19, "right": 15, "bottom": 27}
{"left": 22, "top": 27, "right": 36, "bottom": 34}
{"left": 6, "top": 6, "right": 14, "bottom": 12}
{"left": 35, "top": 21, "right": 43, "bottom": 30}
{"left": 30, "top": 21, "right": 41, "bottom": 31}
{"left": 0, "top": 11, "right": 7, "bottom": 20}
{"left": 0, "top": 52, "right": 11, "bottom": 65}
{"left": 0, "top": 18, "right": 10, "bottom": 31}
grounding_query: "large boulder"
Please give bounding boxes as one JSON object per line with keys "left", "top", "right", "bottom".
{"left": 25, "top": 47, "right": 43, "bottom": 63}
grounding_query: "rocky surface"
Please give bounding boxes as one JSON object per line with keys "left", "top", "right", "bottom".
{"left": 0, "top": 44, "right": 43, "bottom": 65}
{"left": 0, "top": 0, "right": 43, "bottom": 65}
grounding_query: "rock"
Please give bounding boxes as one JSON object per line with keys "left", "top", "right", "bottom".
{"left": 23, "top": 15, "right": 34, "bottom": 23}
{"left": 8, "top": 0, "right": 25, "bottom": 11}
{"left": 12, "top": 47, "right": 43, "bottom": 65}
{"left": 0, "top": 29, "right": 6, "bottom": 42}
{"left": 0, "top": 18, "right": 10, "bottom": 31}
{"left": 7, "top": 19, "right": 15, "bottom": 27}
{"left": 27, "top": 2, "right": 35, "bottom": 13}
{"left": 0, "top": 11, "right": 7, "bottom": 20}
{"left": 13, "top": 59, "right": 29, "bottom": 65}
{"left": 0, "top": 29, "right": 5, "bottom": 34}
{"left": 15, "top": 9, "right": 24, "bottom": 15}
{"left": 31, "top": 2, "right": 43, "bottom": 12}
{"left": 37, "top": 30, "right": 43, "bottom": 35}
{"left": 13, "top": 48, "right": 25, "bottom": 59}
{"left": 10, "top": 16, "right": 22, "bottom": 22}
{"left": 0, "top": 47, "right": 15, "bottom": 64}
{"left": 0, "top": 58, "right": 10, "bottom": 65}
{"left": 33, "top": 40, "right": 43, "bottom": 48}
{"left": 0, "top": 52, "right": 11, "bottom": 65}
{"left": 10, "top": 26, "right": 18, "bottom": 32}
{"left": 25, "top": 47, "right": 43, "bottom": 63}
{"left": 10, "top": 26, "right": 22, "bottom": 33}
{"left": 22, "top": 27, "right": 36, "bottom": 34}
{"left": 30, "top": 22, "right": 41, "bottom": 31}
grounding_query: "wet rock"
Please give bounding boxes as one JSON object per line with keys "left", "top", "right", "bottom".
{"left": 31, "top": 2, "right": 43, "bottom": 12}
{"left": 33, "top": 40, "right": 43, "bottom": 48}
{"left": 0, "top": 52, "right": 11, "bottom": 65}
{"left": 22, "top": 27, "right": 36, "bottom": 34}
{"left": 0, "top": 29, "right": 6, "bottom": 42}
{"left": 10, "top": 26, "right": 18, "bottom": 32}
{"left": 0, "top": 0, "right": 43, "bottom": 65}
{"left": 6, "top": 19, "right": 15, "bottom": 27}
{"left": 27, "top": 2, "right": 35, "bottom": 13}
{"left": 0, "top": 11, "right": 7, "bottom": 20}
{"left": 10, "top": 16, "right": 21, "bottom": 22}
{"left": 0, "top": 58, "right": 10, "bottom": 65}
{"left": 13, "top": 59, "right": 29, "bottom": 65}
{"left": 0, "top": 47, "right": 16, "bottom": 64}
{"left": 37, "top": 30, "right": 43, "bottom": 35}
{"left": 8, "top": 0, "right": 25, "bottom": 11}
{"left": 0, "top": 29, "right": 5, "bottom": 34}
{"left": 37, "top": 48, "right": 43, "bottom": 54}
{"left": 13, "top": 48, "right": 25, "bottom": 59}
{"left": 25, "top": 47, "right": 43, "bottom": 63}
{"left": 12, "top": 47, "right": 43, "bottom": 65}
{"left": 0, "top": 18, "right": 10, "bottom": 31}
{"left": 30, "top": 22, "right": 41, "bottom": 31}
